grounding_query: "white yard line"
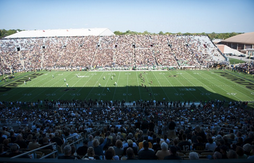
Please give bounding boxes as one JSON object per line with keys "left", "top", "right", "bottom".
{"left": 4, "top": 72, "right": 56, "bottom": 100}
{"left": 55, "top": 71, "right": 90, "bottom": 100}
{"left": 135, "top": 72, "right": 142, "bottom": 100}
{"left": 196, "top": 72, "right": 243, "bottom": 101}
{"left": 112, "top": 72, "right": 121, "bottom": 101}
{"left": 182, "top": 71, "right": 212, "bottom": 100}
{"left": 169, "top": 71, "right": 199, "bottom": 101}
{"left": 143, "top": 72, "right": 155, "bottom": 99}
{"left": 207, "top": 72, "right": 253, "bottom": 101}
{"left": 151, "top": 71, "right": 170, "bottom": 101}
{"left": 70, "top": 72, "right": 100, "bottom": 100}
{"left": 16, "top": 71, "right": 61, "bottom": 101}
{"left": 162, "top": 72, "right": 185, "bottom": 101}
{"left": 84, "top": 72, "right": 105, "bottom": 100}
{"left": 29, "top": 72, "right": 77, "bottom": 101}
{"left": 163, "top": 71, "right": 187, "bottom": 101}
{"left": 126, "top": 73, "right": 129, "bottom": 101}
{"left": 98, "top": 72, "right": 112, "bottom": 101}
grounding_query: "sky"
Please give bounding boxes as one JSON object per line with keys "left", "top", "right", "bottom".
{"left": 0, "top": 0, "right": 253, "bottom": 33}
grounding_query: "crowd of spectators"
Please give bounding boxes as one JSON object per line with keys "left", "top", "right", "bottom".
{"left": 0, "top": 99, "right": 253, "bottom": 160}
{"left": 0, "top": 35, "right": 225, "bottom": 73}
{"left": 234, "top": 63, "right": 254, "bottom": 74}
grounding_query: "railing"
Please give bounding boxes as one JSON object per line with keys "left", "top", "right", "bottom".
{"left": 11, "top": 132, "right": 86, "bottom": 159}
{"left": 11, "top": 142, "right": 57, "bottom": 159}
{"left": 39, "top": 150, "right": 58, "bottom": 160}
{"left": 2, "top": 158, "right": 254, "bottom": 163}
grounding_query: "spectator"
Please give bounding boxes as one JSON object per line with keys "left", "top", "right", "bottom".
{"left": 82, "top": 147, "right": 100, "bottom": 160}
{"left": 164, "top": 146, "right": 182, "bottom": 160}
{"left": 77, "top": 139, "right": 88, "bottom": 157}
{"left": 193, "top": 136, "right": 205, "bottom": 150}
{"left": 93, "top": 137, "right": 107, "bottom": 156}
{"left": 113, "top": 139, "right": 124, "bottom": 156}
{"left": 126, "top": 147, "right": 137, "bottom": 160}
{"left": 123, "top": 139, "right": 138, "bottom": 156}
{"left": 87, "top": 135, "right": 94, "bottom": 147}
{"left": 220, "top": 145, "right": 228, "bottom": 159}
{"left": 50, "top": 132, "right": 64, "bottom": 147}
{"left": 227, "top": 150, "right": 238, "bottom": 159}
{"left": 213, "top": 151, "right": 222, "bottom": 159}
{"left": 7, "top": 144, "right": 30, "bottom": 158}
{"left": 0, "top": 144, "right": 8, "bottom": 157}
{"left": 168, "top": 118, "right": 176, "bottom": 139}
{"left": 189, "top": 151, "right": 199, "bottom": 160}
{"left": 156, "top": 142, "right": 170, "bottom": 160}
{"left": 106, "top": 146, "right": 119, "bottom": 160}
{"left": 28, "top": 136, "right": 40, "bottom": 150}
{"left": 178, "top": 134, "right": 191, "bottom": 152}
{"left": 138, "top": 140, "right": 157, "bottom": 159}
{"left": 236, "top": 146, "right": 247, "bottom": 159}
{"left": 58, "top": 145, "right": 75, "bottom": 159}
{"left": 15, "top": 134, "right": 27, "bottom": 149}
{"left": 206, "top": 138, "right": 216, "bottom": 151}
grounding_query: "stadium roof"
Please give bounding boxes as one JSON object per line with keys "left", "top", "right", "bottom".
{"left": 5, "top": 28, "right": 114, "bottom": 38}
{"left": 221, "top": 32, "right": 254, "bottom": 44}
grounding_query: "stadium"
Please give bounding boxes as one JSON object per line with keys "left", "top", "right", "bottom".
{"left": 0, "top": 27, "right": 254, "bottom": 162}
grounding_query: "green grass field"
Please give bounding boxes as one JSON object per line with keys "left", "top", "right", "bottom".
{"left": 229, "top": 58, "right": 246, "bottom": 64}
{"left": 0, "top": 70, "right": 254, "bottom": 102}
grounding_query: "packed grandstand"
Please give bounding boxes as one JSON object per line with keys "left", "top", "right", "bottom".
{"left": 0, "top": 29, "right": 253, "bottom": 162}
{"left": 0, "top": 28, "right": 227, "bottom": 75}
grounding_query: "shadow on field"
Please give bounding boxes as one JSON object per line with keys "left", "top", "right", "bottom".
{"left": 0, "top": 85, "right": 238, "bottom": 102}
{"left": 1, "top": 71, "right": 252, "bottom": 102}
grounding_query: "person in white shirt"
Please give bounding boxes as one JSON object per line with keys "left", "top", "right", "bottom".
{"left": 205, "top": 138, "right": 216, "bottom": 151}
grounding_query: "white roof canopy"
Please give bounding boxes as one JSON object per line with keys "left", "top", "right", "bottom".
{"left": 5, "top": 28, "right": 114, "bottom": 38}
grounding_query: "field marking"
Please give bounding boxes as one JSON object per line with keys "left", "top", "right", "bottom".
{"left": 160, "top": 72, "right": 184, "bottom": 101}
{"left": 46, "top": 93, "right": 56, "bottom": 96}
{"left": 200, "top": 93, "right": 211, "bottom": 96}
{"left": 144, "top": 72, "right": 155, "bottom": 99}
{"left": 126, "top": 72, "right": 129, "bottom": 101}
{"left": 135, "top": 72, "right": 142, "bottom": 100}
{"left": 227, "top": 93, "right": 237, "bottom": 96}
{"left": 76, "top": 72, "right": 104, "bottom": 100}
{"left": 174, "top": 93, "right": 184, "bottom": 96}
{"left": 97, "top": 72, "right": 113, "bottom": 101}
{"left": 170, "top": 71, "right": 200, "bottom": 101}
{"left": 70, "top": 93, "right": 81, "bottom": 96}
{"left": 151, "top": 71, "right": 170, "bottom": 100}
{"left": 184, "top": 71, "right": 213, "bottom": 100}
{"left": 84, "top": 72, "right": 105, "bottom": 100}
{"left": 206, "top": 72, "right": 252, "bottom": 101}
{"left": 176, "top": 72, "right": 204, "bottom": 101}
{"left": 112, "top": 72, "right": 121, "bottom": 100}
{"left": 197, "top": 72, "right": 243, "bottom": 101}
{"left": 6, "top": 71, "right": 59, "bottom": 101}
{"left": 22, "top": 93, "right": 32, "bottom": 96}
{"left": 123, "top": 93, "right": 132, "bottom": 96}
{"left": 30, "top": 72, "right": 77, "bottom": 101}
{"left": 0, "top": 71, "right": 35, "bottom": 87}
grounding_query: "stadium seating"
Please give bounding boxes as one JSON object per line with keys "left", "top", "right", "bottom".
{"left": 0, "top": 35, "right": 226, "bottom": 73}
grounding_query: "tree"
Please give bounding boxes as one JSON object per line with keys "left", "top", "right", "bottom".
{"left": 0, "top": 29, "right": 22, "bottom": 39}
{"left": 114, "top": 31, "right": 123, "bottom": 35}
{"left": 158, "top": 31, "right": 164, "bottom": 35}
{"left": 183, "top": 32, "right": 191, "bottom": 35}
{"left": 143, "top": 31, "right": 150, "bottom": 35}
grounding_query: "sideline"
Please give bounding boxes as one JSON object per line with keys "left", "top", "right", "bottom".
{"left": 225, "top": 70, "right": 254, "bottom": 84}
{"left": 0, "top": 72, "right": 36, "bottom": 87}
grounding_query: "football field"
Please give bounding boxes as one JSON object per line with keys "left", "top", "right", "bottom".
{"left": 0, "top": 70, "right": 254, "bottom": 102}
